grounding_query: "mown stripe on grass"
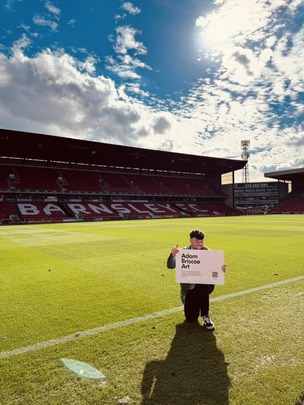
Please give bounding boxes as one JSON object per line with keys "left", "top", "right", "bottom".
{"left": 1, "top": 275, "right": 303, "bottom": 360}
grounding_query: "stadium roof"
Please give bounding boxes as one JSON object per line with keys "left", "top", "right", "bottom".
{"left": 0, "top": 128, "right": 246, "bottom": 176}
{"left": 264, "top": 168, "right": 304, "bottom": 181}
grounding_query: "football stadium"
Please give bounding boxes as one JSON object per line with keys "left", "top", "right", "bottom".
{"left": 0, "top": 128, "right": 303, "bottom": 404}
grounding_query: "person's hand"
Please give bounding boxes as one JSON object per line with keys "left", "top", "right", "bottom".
{"left": 222, "top": 264, "right": 227, "bottom": 273}
{"left": 171, "top": 244, "right": 180, "bottom": 256}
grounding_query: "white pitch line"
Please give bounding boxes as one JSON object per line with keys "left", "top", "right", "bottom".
{"left": 1, "top": 275, "right": 303, "bottom": 360}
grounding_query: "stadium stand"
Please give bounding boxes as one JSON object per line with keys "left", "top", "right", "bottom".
{"left": 17, "top": 202, "right": 69, "bottom": 222}
{"left": 12, "top": 166, "right": 61, "bottom": 191}
{"left": 98, "top": 172, "right": 139, "bottom": 194}
{"left": 0, "top": 202, "right": 20, "bottom": 223}
{"left": 0, "top": 166, "right": 16, "bottom": 189}
{"left": 264, "top": 168, "right": 304, "bottom": 214}
{"left": 174, "top": 202, "right": 240, "bottom": 216}
{"left": 0, "top": 127, "right": 269, "bottom": 225}
{"left": 125, "top": 174, "right": 167, "bottom": 195}
{"left": 58, "top": 169, "right": 104, "bottom": 192}
{"left": 270, "top": 192, "right": 304, "bottom": 214}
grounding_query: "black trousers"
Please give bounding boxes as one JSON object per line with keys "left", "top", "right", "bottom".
{"left": 184, "top": 284, "right": 215, "bottom": 322}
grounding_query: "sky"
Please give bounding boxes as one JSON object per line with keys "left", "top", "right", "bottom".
{"left": 1, "top": 0, "right": 304, "bottom": 182}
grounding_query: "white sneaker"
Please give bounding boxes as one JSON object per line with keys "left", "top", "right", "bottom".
{"left": 202, "top": 315, "right": 215, "bottom": 330}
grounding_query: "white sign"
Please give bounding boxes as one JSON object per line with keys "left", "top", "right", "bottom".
{"left": 175, "top": 250, "right": 225, "bottom": 285}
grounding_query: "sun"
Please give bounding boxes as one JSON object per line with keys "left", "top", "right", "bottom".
{"left": 196, "top": 8, "right": 244, "bottom": 49}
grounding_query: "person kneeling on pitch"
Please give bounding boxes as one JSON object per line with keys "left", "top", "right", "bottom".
{"left": 167, "top": 228, "right": 227, "bottom": 330}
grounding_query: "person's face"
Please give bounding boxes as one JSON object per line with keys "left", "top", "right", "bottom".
{"left": 190, "top": 237, "right": 204, "bottom": 250}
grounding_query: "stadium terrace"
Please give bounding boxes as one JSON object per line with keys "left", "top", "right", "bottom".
{"left": 0, "top": 128, "right": 303, "bottom": 224}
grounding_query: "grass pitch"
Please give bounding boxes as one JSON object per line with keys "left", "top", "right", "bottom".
{"left": 0, "top": 215, "right": 303, "bottom": 404}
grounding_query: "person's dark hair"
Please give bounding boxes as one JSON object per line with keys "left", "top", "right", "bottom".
{"left": 189, "top": 229, "right": 205, "bottom": 240}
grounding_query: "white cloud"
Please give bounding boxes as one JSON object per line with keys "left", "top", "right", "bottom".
{"left": 33, "top": 14, "right": 58, "bottom": 31}
{"left": 45, "top": 1, "right": 61, "bottom": 16}
{"left": 114, "top": 26, "right": 147, "bottom": 56}
{"left": 4, "top": 0, "right": 21, "bottom": 11}
{"left": 121, "top": 2, "right": 141, "bottom": 15}
{"left": 0, "top": 36, "right": 172, "bottom": 148}
{"left": 106, "top": 25, "right": 151, "bottom": 79}
{"left": 32, "top": 1, "right": 61, "bottom": 32}
{"left": 106, "top": 56, "right": 146, "bottom": 80}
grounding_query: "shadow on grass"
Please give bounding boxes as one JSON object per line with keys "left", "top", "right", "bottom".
{"left": 141, "top": 321, "right": 231, "bottom": 404}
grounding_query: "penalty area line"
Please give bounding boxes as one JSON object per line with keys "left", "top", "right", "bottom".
{"left": 1, "top": 275, "right": 303, "bottom": 360}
